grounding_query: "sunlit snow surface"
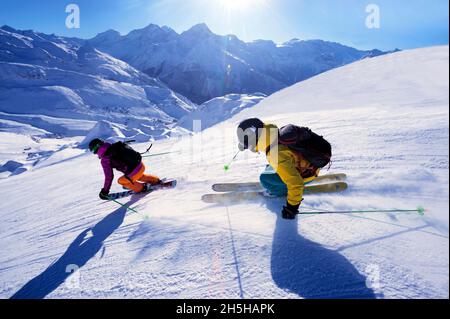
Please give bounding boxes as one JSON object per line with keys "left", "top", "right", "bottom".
{"left": 0, "top": 46, "right": 448, "bottom": 299}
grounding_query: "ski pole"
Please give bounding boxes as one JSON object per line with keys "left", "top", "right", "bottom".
{"left": 224, "top": 151, "right": 240, "bottom": 171}
{"left": 141, "top": 151, "right": 180, "bottom": 158}
{"left": 298, "top": 206, "right": 425, "bottom": 216}
{"left": 140, "top": 143, "right": 153, "bottom": 155}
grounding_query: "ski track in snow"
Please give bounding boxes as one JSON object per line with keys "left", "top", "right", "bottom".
{"left": 0, "top": 47, "right": 448, "bottom": 299}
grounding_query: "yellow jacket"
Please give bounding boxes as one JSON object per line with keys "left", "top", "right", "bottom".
{"left": 256, "top": 124, "right": 318, "bottom": 206}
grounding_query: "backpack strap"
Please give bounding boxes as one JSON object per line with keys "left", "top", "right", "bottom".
{"left": 265, "top": 141, "right": 278, "bottom": 156}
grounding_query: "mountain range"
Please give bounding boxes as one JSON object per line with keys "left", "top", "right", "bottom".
{"left": 89, "top": 23, "right": 395, "bottom": 103}
{"left": 0, "top": 22, "right": 397, "bottom": 143}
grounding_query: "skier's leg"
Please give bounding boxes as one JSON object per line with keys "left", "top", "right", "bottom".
{"left": 259, "top": 165, "right": 288, "bottom": 197}
{"left": 137, "top": 164, "right": 161, "bottom": 185}
{"left": 118, "top": 163, "right": 146, "bottom": 192}
{"left": 140, "top": 174, "right": 161, "bottom": 185}
{"left": 118, "top": 175, "right": 144, "bottom": 192}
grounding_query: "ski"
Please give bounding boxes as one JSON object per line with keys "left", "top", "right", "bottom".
{"left": 107, "top": 179, "right": 177, "bottom": 200}
{"left": 202, "top": 182, "right": 348, "bottom": 204}
{"left": 212, "top": 173, "right": 347, "bottom": 192}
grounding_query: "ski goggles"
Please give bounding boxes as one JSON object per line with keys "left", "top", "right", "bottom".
{"left": 90, "top": 144, "right": 100, "bottom": 154}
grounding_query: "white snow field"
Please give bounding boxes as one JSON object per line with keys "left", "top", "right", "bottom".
{"left": 0, "top": 46, "right": 448, "bottom": 299}
{"left": 0, "top": 113, "right": 94, "bottom": 178}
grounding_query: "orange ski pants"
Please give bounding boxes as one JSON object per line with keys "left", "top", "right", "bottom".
{"left": 118, "top": 163, "right": 160, "bottom": 192}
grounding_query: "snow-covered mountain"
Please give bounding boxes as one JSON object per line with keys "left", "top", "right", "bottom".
{"left": 0, "top": 46, "right": 447, "bottom": 299}
{"left": 0, "top": 25, "right": 196, "bottom": 136}
{"left": 179, "top": 93, "right": 266, "bottom": 131}
{"left": 89, "top": 23, "right": 394, "bottom": 103}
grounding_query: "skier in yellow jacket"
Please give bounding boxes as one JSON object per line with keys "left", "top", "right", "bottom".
{"left": 237, "top": 118, "right": 321, "bottom": 219}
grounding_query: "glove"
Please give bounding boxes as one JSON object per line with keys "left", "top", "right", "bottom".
{"left": 282, "top": 202, "right": 300, "bottom": 220}
{"left": 99, "top": 189, "right": 110, "bottom": 200}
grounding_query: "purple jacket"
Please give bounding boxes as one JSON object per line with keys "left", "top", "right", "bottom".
{"left": 98, "top": 143, "right": 137, "bottom": 192}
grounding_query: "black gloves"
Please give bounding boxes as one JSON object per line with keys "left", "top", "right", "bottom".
{"left": 99, "top": 189, "right": 110, "bottom": 200}
{"left": 282, "top": 202, "right": 300, "bottom": 220}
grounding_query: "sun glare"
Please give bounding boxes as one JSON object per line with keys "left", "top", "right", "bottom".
{"left": 220, "top": 0, "right": 260, "bottom": 12}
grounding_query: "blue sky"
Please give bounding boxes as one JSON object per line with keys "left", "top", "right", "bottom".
{"left": 0, "top": 0, "right": 448, "bottom": 50}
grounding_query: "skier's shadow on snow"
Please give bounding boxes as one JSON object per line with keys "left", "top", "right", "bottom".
{"left": 11, "top": 196, "right": 141, "bottom": 299}
{"left": 265, "top": 200, "right": 376, "bottom": 299}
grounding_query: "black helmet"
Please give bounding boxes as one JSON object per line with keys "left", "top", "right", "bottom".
{"left": 237, "top": 118, "right": 264, "bottom": 152}
{"left": 88, "top": 138, "right": 104, "bottom": 154}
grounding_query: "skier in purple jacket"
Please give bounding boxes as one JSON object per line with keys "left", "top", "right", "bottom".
{"left": 89, "top": 138, "right": 161, "bottom": 200}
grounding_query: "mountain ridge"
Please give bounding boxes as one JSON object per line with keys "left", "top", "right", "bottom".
{"left": 87, "top": 23, "right": 396, "bottom": 103}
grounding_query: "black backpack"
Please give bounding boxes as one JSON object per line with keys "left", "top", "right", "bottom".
{"left": 278, "top": 125, "right": 332, "bottom": 168}
{"left": 107, "top": 141, "right": 142, "bottom": 170}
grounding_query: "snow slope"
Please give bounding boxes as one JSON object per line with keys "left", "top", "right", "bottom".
{"left": 0, "top": 26, "right": 196, "bottom": 137}
{"left": 0, "top": 113, "right": 91, "bottom": 178}
{"left": 0, "top": 46, "right": 448, "bottom": 299}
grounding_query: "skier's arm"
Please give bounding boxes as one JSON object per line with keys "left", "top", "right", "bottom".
{"left": 101, "top": 157, "right": 114, "bottom": 193}
{"left": 272, "top": 152, "right": 304, "bottom": 206}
